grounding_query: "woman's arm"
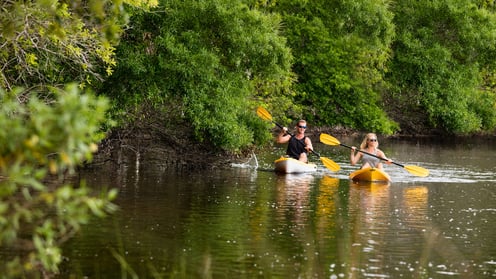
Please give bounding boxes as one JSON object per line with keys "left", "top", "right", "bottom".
{"left": 350, "top": 147, "right": 362, "bottom": 165}
{"left": 377, "top": 150, "right": 392, "bottom": 165}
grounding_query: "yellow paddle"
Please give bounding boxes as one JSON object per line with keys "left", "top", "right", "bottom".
{"left": 256, "top": 107, "right": 340, "bottom": 172}
{"left": 319, "top": 133, "right": 429, "bottom": 177}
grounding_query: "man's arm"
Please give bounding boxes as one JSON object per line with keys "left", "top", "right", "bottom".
{"left": 276, "top": 127, "right": 290, "bottom": 144}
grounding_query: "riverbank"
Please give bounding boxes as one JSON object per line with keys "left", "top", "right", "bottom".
{"left": 88, "top": 123, "right": 495, "bottom": 172}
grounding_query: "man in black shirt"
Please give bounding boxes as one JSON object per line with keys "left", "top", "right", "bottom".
{"left": 276, "top": 120, "right": 313, "bottom": 163}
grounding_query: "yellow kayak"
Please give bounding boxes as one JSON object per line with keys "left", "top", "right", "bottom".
{"left": 274, "top": 157, "right": 317, "bottom": 174}
{"left": 349, "top": 167, "right": 391, "bottom": 182}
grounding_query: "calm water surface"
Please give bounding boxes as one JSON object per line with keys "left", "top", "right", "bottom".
{"left": 59, "top": 137, "right": 496, "bottom": 278}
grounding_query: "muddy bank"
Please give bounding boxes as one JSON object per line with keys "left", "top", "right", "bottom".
{"left": 87, "top": 125, "right": 246, "bottom": 172}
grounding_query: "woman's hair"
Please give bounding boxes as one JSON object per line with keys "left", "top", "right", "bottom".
{"left": 360, "top": 133, "right": 378, "bottom": 150}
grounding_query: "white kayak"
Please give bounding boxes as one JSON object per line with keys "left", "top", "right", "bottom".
{"left": 274, "top": 157, "right": 317, "bottom": 174}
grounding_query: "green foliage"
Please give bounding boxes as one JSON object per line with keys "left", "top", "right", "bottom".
{"left": 102, "top": 0, "right": 294, "bottom": 151}
{"left": 0, "top": 0, "right": 158, "bottom": 91}
{"left": 469, "top": 90, "right": 496, "bottom": 131}
{"left": 258, "top": 0, "right": 399, "bottom": 134}
{"left": 0, "top": 0, "right": 162, "bottom": 277}
{"left": 0, "top": 84, "right": 117, "bottom": 277}
{"left": 388, "top": 0, "right": 496, "bottom": 133}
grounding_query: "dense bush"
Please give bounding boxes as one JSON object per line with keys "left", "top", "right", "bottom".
{"left": 0, "top": 85, "right": 116, "bottom": 277}
{"left": 101, "top": 0, "right": 295, "bottom": 151}
{"left": 387, "top": 0, "right": 496, "bottom": 134}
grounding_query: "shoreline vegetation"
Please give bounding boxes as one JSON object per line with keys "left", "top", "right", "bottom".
{"left": 90, "top": 123, "right": 496, "bottom": 172}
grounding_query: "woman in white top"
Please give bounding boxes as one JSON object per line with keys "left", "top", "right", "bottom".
{"left": 350, "top": 133, "right": 391, "bottom": 169}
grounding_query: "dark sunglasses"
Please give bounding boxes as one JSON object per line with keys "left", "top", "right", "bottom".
{"left": 297, "top": 125, "right": 307, "bottom": 129}
{"left": 368, "top": 138, "right": 377, "bottom": 142}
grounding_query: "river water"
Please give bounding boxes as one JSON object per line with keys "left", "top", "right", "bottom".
{"left": 58, "top": 137, "right": 496, "bottom": 278}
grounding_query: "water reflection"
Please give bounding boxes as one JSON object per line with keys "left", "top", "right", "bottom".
{"left": 402, "top": 186, "right": 429, "bottom": 229}
{"left": 58, "top": 139, "right": 496, "bottom": 278}
{"left": 316, "top": 176, "right": 339, "bottom": 233}
{"left": 275, "top": 173, "right": 314, "bottom": 228}
{"left": 344, "top": 181, "right": 390, "bottom": 278}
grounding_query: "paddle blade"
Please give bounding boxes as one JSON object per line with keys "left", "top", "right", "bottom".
{"left": 319, "top": 133, "right": 341, "bottom": 146}
{"left": 320, "top": 157, "right": 340, "bottom": 172}
{"left": 256, "top": 106, "right": 272, "bottom": 121}
{"left": 404, "top": 165, "right": 429, "bottom": 177}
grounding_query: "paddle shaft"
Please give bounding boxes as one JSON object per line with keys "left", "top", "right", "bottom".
{"left": 343, "top": 142, "right": 405, "bottom": 168}
{"left": 319, "top": 133, "right": 427, "bottom": 176}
